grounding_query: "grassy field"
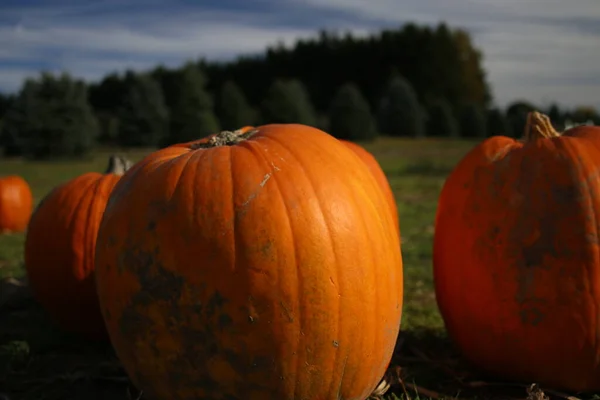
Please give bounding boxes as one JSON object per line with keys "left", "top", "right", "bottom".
{"left": 0, "top": 137, "right": 570, "bottom": 400}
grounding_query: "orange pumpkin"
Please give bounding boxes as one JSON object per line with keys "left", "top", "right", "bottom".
{"left": 237, "top": 125, "right": 256, "bottom": 133}
{"left": 95, "top": 125, "right": 403, "bottom": 400}
{"left": 434, "top": 111, "right": 600, "bottom": 391}
{"left": 0, "top": 175, "right": 33, "bottom": 233}
{"left": 341, "top": 140, "right": 398, "bottom": 230}
{"left": 24, "top": 155, "right": 132, "bottom": 341}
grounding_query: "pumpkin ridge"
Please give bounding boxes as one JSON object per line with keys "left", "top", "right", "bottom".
{"left": 65, "top": 176, "right": 103, "bottom": 280}
{"left": 79, "top": 177, "right": 106, "bottom": 280}
{"left": 172, "top": 149, "right": 205, "bottom": 207}
{"left": 271, "top": 140, "right": 348, "bottom": 398}
{"left": 340, "top": 161, "right": 385, "bottom": 395}
{"left": 260, "top": 131, "right": 394, "bottom": 398}
{"left": 255, "top": 132, "right": 354, "bottom": 397}
{"left": 340, "top": 140, "right": 399, "bottom": 232}
{"left": 326, "top": 161, "right": 372, "bottom": 396}
{"left": 104, "top": 152, "right": 170, "bottom": 216}
{"left": 342, "top": 153, "right": 402, "bottom": 395}
{"left": 187, "top": 148, "right": 208, "bottom": 246}
{"left": 82, "top": 175, "right": 120, "bottom": 279}
{"left": 245, "top": 134, "right": 309, "bottom": 397}
{"left": 249, "top": 138, "right": 305, "bottom": 396}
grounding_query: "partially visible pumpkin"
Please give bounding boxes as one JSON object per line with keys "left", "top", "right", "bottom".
{"left": 24, "top": 155, "right": 132, "bottom": 341}
{"left": 0, "top": 175, "right": 33, "bottom": 233}
{"left": 95, "top": 125, "right": 403, "bottom": 400}
{"left": 434, "top": 111, "right": 600, "bottom": 391}
{"left": 238, "top": 125, "right": 256, "bottom": 133}
{"left": 341, "top": 140, "right": 398, "bottom": 230}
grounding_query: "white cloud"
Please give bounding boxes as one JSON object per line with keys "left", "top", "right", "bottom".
{"left": 291, "top": 0, "right": 600, "bottom": 109}
{"left": 0, "top": 7, "right": 318, "bottom": 92}
{"left": 484, "top": 0, "right": 600, "bottom": 19}
{"left": 0, "top": 68, "right": 42, "bottom": 93}
{"left": 0, "top": 1, "right": 375, "bottom": 92}
{"left": 0, "top": 24, "right": 311, "bottom": 59}
{"left": 0, "top": 0, "right": 598, "bottom": 111}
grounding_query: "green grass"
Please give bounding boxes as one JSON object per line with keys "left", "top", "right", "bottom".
{"left": 0, "top": 139, "right": 569, "bottom": 400}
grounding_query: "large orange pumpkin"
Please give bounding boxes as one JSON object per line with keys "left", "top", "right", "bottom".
{"left": 95, "top": 125, "right": 403, "bottom": 400}
{"left": 340, "top": 140, "right": 398, "bottom": 230}
{"left": 434, "top": 111, "right": 600, "bottom": 391}
{"left": 0, "top": 175, "right": 33, "bottom": 233}
{"left": 25, "top": 155, "right": 131, "bottom": 341}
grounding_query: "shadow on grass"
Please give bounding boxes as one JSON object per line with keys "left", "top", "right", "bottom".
{"left": 1, "top": 292, "right": 593, "bottom": 400}
{"left": 0, "top": 291, "right": 141, "bottom": 400}
{"left": 385, "top": 328, "right": 596, "bottom": 400}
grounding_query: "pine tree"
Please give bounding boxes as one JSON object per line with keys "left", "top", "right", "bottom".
{"left": 459, "top": 103, "right": 487, "bottom": 138}
{"left": 506, "top": 101, "right": 537, "bottom": 139}
{"left": 329, "top": 82, "right": 376, "bottom": 141}
{"left": 164, "top": 64, "right": 220, "bottom": 146}
{"left": 217, "top": 80, "right": 255, "bottom": 130}
{"left": 1, "top": 72, "right": 98, "bottom": 158}
{"left": 425, "top": 99, "right": 459, "bottom": 138}
{"left": 377, "top": 76, "right": 425, "bottom": 137}
{"left": 547, "top": 103, "right": 563, "bottom": 129}
{"left": 261, "top": 79, "right": 317, "bottom": 126}
{"left": 486, "top": 108, "right": 512, "bottom": 137}
{"left": 117, "top": 72, "right": 169, "bottom": 147}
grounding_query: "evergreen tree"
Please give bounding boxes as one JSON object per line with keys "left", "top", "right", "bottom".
{"left": 0, "top": 93, "right": 13, "bottom": 119}
{"left": 486, "top": 108, "right": 512, "bottom": 137}
{"left": 88, "top": 72, "right": 132, "bottom": 146}
{"left": 150, "top": 65, "right": 180, "bottom": 109}
{"left": 164, "top": 64, "right": 220, "bottom": 146}
{"left": 200, "top": 22, "right": 491, "bottom": 114}
{"left": 86, "top": 23, "right": 493, "bottom": 125}
{"left": 329, "top": 82, "right": 376, "bottom": 141}
{"left": 1, "top": 72, "right": 98, "bottom": 159}
{"left": 117, "top": 72, "right": 169, "bottom": 147}
{"left": 547, "top": 103, "right": 563, "bottom": 129}
{"left": 459, "top": 103, "right": 487, "bottom": 138}
{"left": 88, "top": 72, "right": 129, "bottom": 114}
{"left": 506, "top": 101, "right": 537, "bottom": 139}
{"left": 0, "top": 87, "right": 30, "bottom": 156}
{"left": 261, "top": 79, "right": 317, "bottom": 126}
{"left": 316, "top": 114, "right": 330, "bottom": 132}
{"left": 425, "top": 99, "right": 459, "bottom": 138}
{"left": 377, "top": 76, "right": 425, "bottom": 137}
{"left": 572, "top": 106, "right": 599, "bottom": 125}
{"left": 96, "top": 112, "right": 120, "bottom": 145}
{"left": 217, "top": 80, "right": 255, "bottom": 130}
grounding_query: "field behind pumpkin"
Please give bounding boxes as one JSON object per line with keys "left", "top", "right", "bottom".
{"left": 0, "top": 137, "right": 546, "bottom": 400}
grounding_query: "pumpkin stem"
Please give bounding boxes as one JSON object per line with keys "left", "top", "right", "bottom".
{"left": 105, "top": 155, "right": 132, "bottom": 176}
{"left": 191, "top": 128, "right": 259, "bottom": 149}
{"left": 523, "top": 111, "right": 561, "bottom": 141}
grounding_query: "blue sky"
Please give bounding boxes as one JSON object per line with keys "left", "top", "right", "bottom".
{"left": 0, "top": 0, "right": 599, "bottom": 111}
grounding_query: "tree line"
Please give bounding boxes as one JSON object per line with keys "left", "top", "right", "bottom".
{"left": 0, "top": 22, "right": 597, "bottom": 159}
